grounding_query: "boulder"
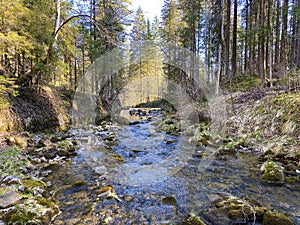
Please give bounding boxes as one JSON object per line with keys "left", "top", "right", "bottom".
{"left": 263, "top": 211, "right": 294, "bottom": 225}
{"left": 261, "top": 160, "right": 285, "bottom": 185}
{"left": 0, "top": 190, "right": 22, "bottom": 209}
{"left": 204, "top": 196, "right": 267, "bottom": 224}
{"left": 94, "top": 166, "right": 108, "bottom": 176}
{"left": 183, "top": 214, "right": 206, "bottom": 225}
{"left": 162, "top": 196, "right": 177, "bottom": 207}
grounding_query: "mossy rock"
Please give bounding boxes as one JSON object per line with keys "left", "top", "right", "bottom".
{"left": 6, "top": 136, "right": 27, "bottom": 149}
{"left": 97, "top": 185, "right": 114, "bottom": 195}
{"left": 7, "top": 198, "right": 59, "bottom": 225}
{"left": 58, "top": 140, "right": 75, "bottom": 152}
{"left": 162, "top": 196, "right": 177, "bottom": 207}
{"left": 261, "top": 160, "right": 285, "bottom": 185}
{"left": 34, "top": 196, "right": 56, "bottom": 208}
{"left": 210, "top": 196, "right": 267, "bottom": 224}
{"left": 21, "top": 179, "right": 46, "bottom": 189}
{"left": 285, "top": 176, "right": 299, "bottom": 184}
{"left": 71, "top": 180, "right": 88, "bottom": 188}
{"left": 263, "top": 211, "right": 294, "bottom": 225}
{"left": 183, "top": 214, "right": 206, "bottom": 225}
{"left": 109, "top": 154, "right": 124, "bottom": 163}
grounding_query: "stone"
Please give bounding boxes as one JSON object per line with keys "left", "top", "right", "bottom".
{"left": 36, "top": 138, "right": 52, "bottom": 147}
{"left": 50, "top": 136, "right": 60, "bottom": 143}
{"left": 1, "top": 175, "right": 21, "bottom": 185}
{"left": 94, "top": 166, "right": 108, "bottom": 176}
{"left": 58, "top": 140, "right": 75, "bottom": 152}
{"left": 18, "top": 186, "right": 26, "bottom": 192}
{"left": 205, "top": 196, "right": 267, "bottom": 224}
{"left": 97, "top": 185, "right": 121, "bottom": 202}
{"left": 57, "top": 149, "right": 71, "bottom": 157}
{"left": 166, "top": 139, "right": 176, "bottom": 144}
{"left": 263, "top": 211, "right": 294, "bottom": 225}
{"left": 261, "top": 160, "right": 285, "bottom": 185}
{"left": 0, "top": 190, "right": 22, "bottom": 208}
{"left": 183, "top": 214, "right": 206, "bottom": 225}
{"left": 43, "top": 150, "right": 57, "bottom": 160}
{"left": 7, "top": 198, "right": 59, "bottom": 224}
{"left": 162, "top": 196, "right": 177, "bottom": 207}
{"left": 6, "top": 136, "right": 27, "bottom": 149}
{"left": 46, "top": 181, "right": 52, "bottom": 187}
{"left": 109, "top": 154, "right": 124, "bottom": 163}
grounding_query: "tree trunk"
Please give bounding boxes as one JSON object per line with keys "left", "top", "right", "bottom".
{"left": 225, "top": 0, "right": 231, "bottom": 80}
{"left": 274, "top": 0, "right": 281, "bottom": 65}
{"left": 232, "top": 0, "right": 237, "bottom": 77}
{"left": 280, "top": 0, "right": 288, "bottom": 77}
{"left": 259, "top": 0, "right": 266, "bottom": 84}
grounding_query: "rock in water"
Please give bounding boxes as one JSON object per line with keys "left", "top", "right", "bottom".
{"left": 183, "top": 214, "right": 206, "bottom": 225}
{"left": 263, "top": 211, "right": 294, "bottom": 225}
{"left": 261, "top": 160, "right": 285, "bottom": 185}
{"left": 0, "top": 190, "right": 22, "bottom": 208}
{"left": 162, "top": 196, "right": 177, "bottom": 207}
{"left": 94, "top": 166, "right": 108, "bottom": 175}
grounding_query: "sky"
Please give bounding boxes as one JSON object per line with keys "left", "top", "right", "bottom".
{"left": 130, "top": 0, "right": 164, "bottom": 21}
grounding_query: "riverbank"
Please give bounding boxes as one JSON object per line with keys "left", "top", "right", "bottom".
{"left": 0, "top": 86, "right": 70, "bottom": 133}
{"left": 223, "top": 89, "right": 300, "bottom": 184}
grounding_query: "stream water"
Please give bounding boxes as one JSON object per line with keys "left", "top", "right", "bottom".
{"left": 49, "top": 110, "right": 300, "bottom": 225}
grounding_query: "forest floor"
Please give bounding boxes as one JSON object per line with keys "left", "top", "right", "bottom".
{"left": 222, "top": 87, "right": 300, "bottom": 182}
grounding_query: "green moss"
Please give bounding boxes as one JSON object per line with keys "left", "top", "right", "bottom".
{"left": 224, "top": 75, "right": 261, "bottom": 92}
{"left": 261, "top": 160, "right": 284, "bottom": 185}
{"left": 212, "top": 196, "right": 267, "bottom": 223}
{"left": 71, "top": 180, "right": 88, "bottom": 188}
{"left": 0, "top": 147, "right": 28, "bottom": 178}
{"left": 183, "top": 213, "right": 206, "bottom": 225}
{"left": 22, "top": 179, "right": 46, "bottom": 189}
{"left": 35, "top": 196, "right": 56, "bottom": 207}
{"left": 263, "top": 211, "right": 294, "bottom": 225}
{"left": 0, "top": 187, "right": 9, "bottom": 195}
{"left": 8, "top": 205, "right": 38, "bottom": 225}
{"left": 59, "top": 140, "right": 75, "bottom": 152}
{"left": 285, "top": 176, "right": 299, "bottom": 184}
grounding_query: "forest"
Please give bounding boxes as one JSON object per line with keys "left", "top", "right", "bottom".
{"left": 1, "top": 0, "right": 300, "bottom": 92}
{"left": 0, "top": 0, "right": 299, "bottom": 225}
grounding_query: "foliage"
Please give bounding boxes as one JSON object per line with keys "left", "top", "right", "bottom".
{"left": 225, "top": 75, "right": 261, "bottom": 92}
{"left": 219, "top": 137, "right": 250, "bottom": 152}
{"left": 0, "top": 147, "right": 28, "bottom": 178}
{"left": 0, "top": 77, "right": 18, "bottom": 97}
{"left": 8, "top": 205, "right": 38, "bottom": 225}
{"left": 187, "top": 123, "right": 211, "bottom": 146}
{"left": 135, "top": 98, "right": 175, "bottom": 111}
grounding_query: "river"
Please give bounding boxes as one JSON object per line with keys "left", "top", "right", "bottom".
{"left": 49, "top": 109, "right": 300, "bottom": 225}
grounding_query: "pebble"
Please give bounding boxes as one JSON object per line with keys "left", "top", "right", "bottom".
{"left": 1, "top": 175, "right": 21, "bottom": 185}
{"left": 18, "top": 186, "right": 26, "bottom": 192}
{"left": 94, "top": 166, "right": 108, "bottom": 175}
{"left": 46, "top": 181, "right": 52, "bottom": 187}
{"left": 32, "top": 157, "right": 41, "bottom": 164}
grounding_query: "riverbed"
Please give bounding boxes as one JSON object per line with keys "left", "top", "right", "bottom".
{"left": 49, "top": 110, "right": 300, "bottom": 225}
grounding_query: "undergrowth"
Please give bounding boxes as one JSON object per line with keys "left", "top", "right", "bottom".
{"left": 0, "top": 146, "right": 28, "bottom": 178}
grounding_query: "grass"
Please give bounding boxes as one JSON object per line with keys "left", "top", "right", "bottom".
{"left": 223, "top": 75, "right": 262, "bottom": 92}
{"left": 0, "top": 146, "right": 28, "bottom": 178}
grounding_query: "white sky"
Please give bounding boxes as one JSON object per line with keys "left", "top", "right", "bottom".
{"left": 130, "top": 0, "right": 164, "bottom": 21}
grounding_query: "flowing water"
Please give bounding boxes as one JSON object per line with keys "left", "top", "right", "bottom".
{"left": 49, "top": 110, "right": 300, "bottom": 225}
